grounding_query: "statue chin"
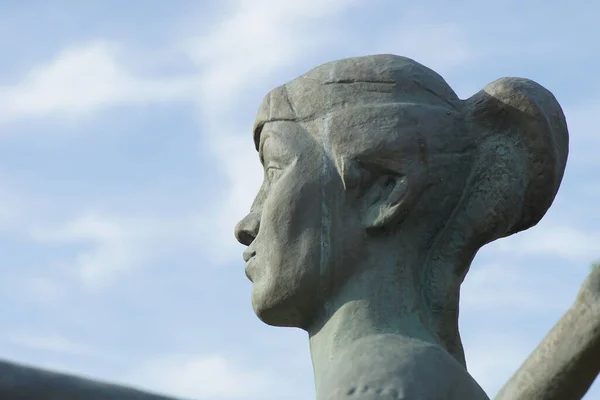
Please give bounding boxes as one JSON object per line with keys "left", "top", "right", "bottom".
{"left": 251, "top": 287, "right": 308, "bottom": 329}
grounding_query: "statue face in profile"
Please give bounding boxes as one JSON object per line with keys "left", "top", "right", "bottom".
{"left": 234, "top": 92, "right": 445, "bottom": 332}
{"left": 235, "top": 120, "right": 330, "bottom": 328}
{"left": 234, "top": 55, "right": 568, "bottom": 380}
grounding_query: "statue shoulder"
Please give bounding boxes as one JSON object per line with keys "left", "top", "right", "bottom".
{"left": 324, "top": 335, "right": 489, "bottom": 400}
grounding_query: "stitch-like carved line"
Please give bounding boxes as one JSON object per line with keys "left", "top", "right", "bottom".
{"left": 344, "top": 385, "right": 402, "bottom": 399}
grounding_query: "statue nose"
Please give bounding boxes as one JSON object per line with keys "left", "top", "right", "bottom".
{"left": 234, "top": 213, "right": 259, "bottom": 246}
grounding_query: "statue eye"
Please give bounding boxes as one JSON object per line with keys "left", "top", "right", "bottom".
{"left": 266, "top": 166, "right": 282, "bottom": 182}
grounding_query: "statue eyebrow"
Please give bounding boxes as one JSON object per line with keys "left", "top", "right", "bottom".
{"left": 258, "top": 131, "right": 272, "bottom": 164}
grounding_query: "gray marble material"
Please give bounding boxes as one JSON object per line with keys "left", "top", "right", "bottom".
{"left": 235, "top": 54, "right": 597, "bottom": 399}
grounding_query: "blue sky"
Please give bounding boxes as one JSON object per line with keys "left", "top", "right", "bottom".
{"left": 0, "top": 1, "right": 598, "bottom": 399}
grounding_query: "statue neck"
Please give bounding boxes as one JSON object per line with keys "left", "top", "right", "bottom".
{"left": 306, "top": 258, "right": 442, "bottom": 399}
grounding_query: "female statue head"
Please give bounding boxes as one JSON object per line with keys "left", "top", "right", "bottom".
{"left": 234, "top": 54, "right": 568, "bottom": 369}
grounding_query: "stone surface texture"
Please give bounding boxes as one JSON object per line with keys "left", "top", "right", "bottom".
{"left": 1, "top": 54, "right": 596, "bottom": 400}
{"left": 235, "top": 54, "right": 597, "bottom": 400}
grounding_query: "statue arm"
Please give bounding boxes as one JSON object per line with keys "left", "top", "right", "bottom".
{"left": 0, "top": 359, "right": 181, "bottom": 400}
{"left": 494, "top": 267, "right": 600, "bottom": 400}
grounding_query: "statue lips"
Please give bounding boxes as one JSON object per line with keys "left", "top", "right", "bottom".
{"left": 243, "top": 248, "right": 257, "bottom": 282}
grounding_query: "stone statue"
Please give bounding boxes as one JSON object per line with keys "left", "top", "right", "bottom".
{"left": 234, "top": 54, "right": 599, "bottom": 399}
{"left": 0, "top": 54, "right": 596, "bottom": 400}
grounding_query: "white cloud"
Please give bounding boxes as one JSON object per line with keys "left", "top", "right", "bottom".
{"left": 1, "top": 332, "right": 97, "bottom": 358}
{"left": 486, "top": 225, "right": 600, "bottom": 263}
{"left": 372, "top": 22, "right": 471, "bottom": 72}
{"left": 29, "top": 212, "right": 208, "bottom": 287}
{"left": 461, "top": 262, "right": 574, "bottom": 313}
{"left": 30, "top": 213, "right": 142, "bottom": 286}
{"left": 0, "top": 41, "right": 199, "bottom": 122}
{"left": 183, "top": 0, "right": 361, "bottom": 116}
{"left": 0, "top": 0, "right": 362, "bottom": 123}
{"left": 128, "top": 354, "right": 274, "bottom": 400}
{"left": 1, "top": 270, "right": 66, "bottom": 306}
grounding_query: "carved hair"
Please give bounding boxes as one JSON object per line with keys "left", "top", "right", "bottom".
{"left": 426, "top": 77, "right": 569, "bottom": 365}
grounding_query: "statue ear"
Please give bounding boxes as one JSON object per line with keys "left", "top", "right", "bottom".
{"left": 361, "top": 172, "right": 410, "bottom": 231}
{"left": 339, "top": 156, "right": 419, "bottom": 231}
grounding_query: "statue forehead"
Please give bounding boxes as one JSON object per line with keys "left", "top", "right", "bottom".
{"left": 253, "top": 54, "right": 461, "bottom": 150}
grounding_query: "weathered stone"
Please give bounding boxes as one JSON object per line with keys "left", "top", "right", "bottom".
{"left": 235, "top": 54, "right": 597, "bottom": 399}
